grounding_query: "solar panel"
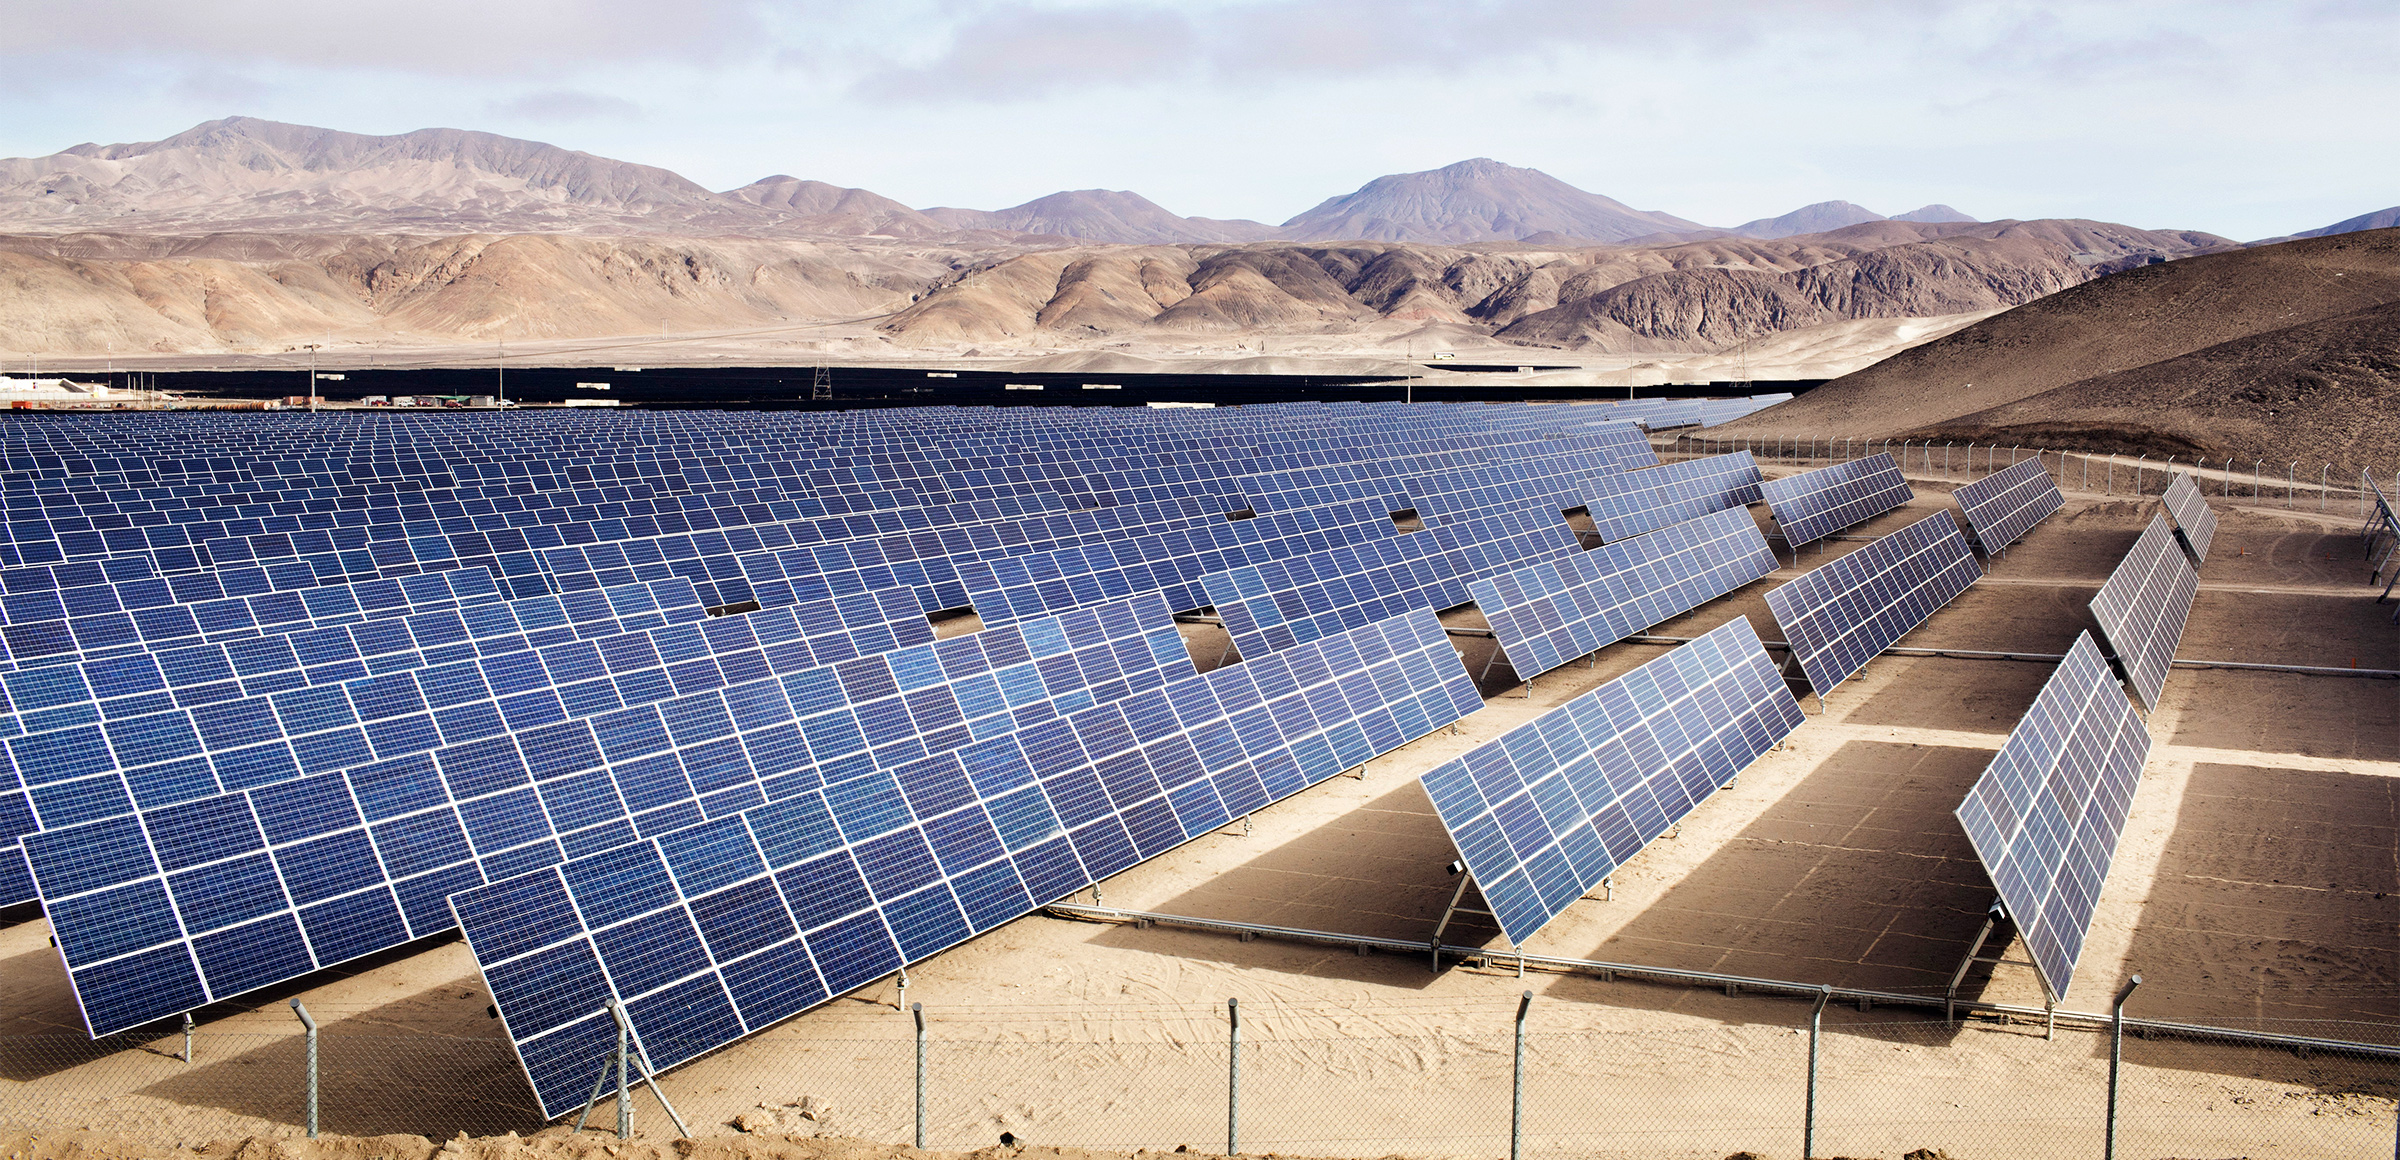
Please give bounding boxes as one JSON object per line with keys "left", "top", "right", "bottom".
{"left": 22, "top": 580, "right": 1189, "bottom": 1036}
{"left": 1468, "top": 506, "right": 1776, "bottom": 682}
{"left": 1759, "top": 454, "right": 1914, "bottom": 549}
{"left": 453, "top": 606, "right": 1481, "bottom": 1118}
{"left": 1580, "top": 452, "right": 1763, "bottom": 545}
{"left": 1762, "top": 511, "right": 1981, "bottom": 699}
{"left": 2160, "top": 472, "right": 2216, "bottom": 563}
{"left": 1202, "top": 507, "right": 1581, "bottom": 659}
{"left": 1952, "top": 456, "right": 2064, "bottom": 556}
{"left": 2086, "top": 514, "right": 2198, "bottom": 712}
{"left": 1418, "top": 615, "right": 1803, "bottom": 947}
{"left": 1953, "top": 631, "right": 2150, "bottom": 1000}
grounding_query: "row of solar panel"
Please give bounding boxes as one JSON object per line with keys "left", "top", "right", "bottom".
{"left": 24, "top": 580, "right": 1195, "bottom": 1035}
{"left": 452, "top": 605, "right": 1482, "bottom": 1118}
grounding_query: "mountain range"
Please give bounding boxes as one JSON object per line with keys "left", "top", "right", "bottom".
{"left": 5, "top": 115, "right": 2393, "bottom": 389}
{"left": 0, "top": 116, "right": 2020, "bottom": 246}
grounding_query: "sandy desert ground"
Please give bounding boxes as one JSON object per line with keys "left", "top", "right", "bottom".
{"left": 3, "top": 458, "right": 2395, "bottom": 1160}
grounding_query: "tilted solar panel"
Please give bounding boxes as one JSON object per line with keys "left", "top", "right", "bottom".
{"left": 24, "top": 582, "right": 1185, "bottom": 1036}
{"left": 1953, "top": 631, "right": 2150, "bottom": 1000}
{"left": 1581, "top": 452, "right": 1764, "bottom": 545}
{"left": 454, "top": 606, "right": 1481, "bottom": 1117}
{"left": 1762, "top": 511, "right": 1981, "bottom": 699}
{"left": 1759, "top": 454, "right": 1914, "bottom": 549}
{"left": 1202, "top": 506, "right": 1581, "bottom": 659}
{"left": 2087, "top": 514, "right": 2198, "bottom": 712}
{"left": 1418, "top": 615, "right": 1803, "bottom": 947}
{"left": 1468, "top": 506, "right": 1776, "bottom": 682}
{"left": 2160, "top": 472, "right": 2216, "bottom": 563}
{"left": 1952, "top": 456, "right": 2063, "bottom": 556}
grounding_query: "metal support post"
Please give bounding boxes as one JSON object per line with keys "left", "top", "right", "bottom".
{"left": 1511, "top": 991, "right": 1532, "bottom": 1160}
{"left": 1226, "top": 997, "right": 1241, "bottom": 1156}
{"left": 289, "top": 1000, "right": 318, "bottom": 1139}
{"left": 914, "top": 1001, "right": 928, "bottom": 1149}
{"left": 2107, "top": 975, "right": 2142, "bottom": 1160}
{"left": 182, "top": 1012, "right": 192, "bottom": 1064}
{"left": 615, "top": 1003, "right": 632, "bottom": 1138}
{"left": 1805, "top": 985, "right": 1832, "bottom": 1160}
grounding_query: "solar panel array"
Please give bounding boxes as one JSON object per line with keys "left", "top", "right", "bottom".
{"left": 2087, "top": 514, "right": 2199, "bottom": 712}
{"left": 1953, "top": 631, "right": 2151, "bottom": 1000}
{"left": 1952, "top": 456, "right": 2064, "bottom": 556}
{"left": 1761, "top": 512, "right": 1982, "bottom": 698}
{"left": 25, "top": 578, "right": 1188, "bottom": 1036}
{"left": 1417, "top": 615, "right": 1804, "bottom": 947}
{"left": 453, "top": 606, "right": 1480, "bottom": 1117}
{"left": 1468, "top": 506, "right": 1777, "bottom": 681}
{"left": 1759, "top": 453, "right": 1914, "bottom": 549}
{"left": 1580, "top": 452, "right": 1764, "bottom": 545}
{"left": 2160, "top": 472, "right": 2216, "bottom": 563}
{"left": 12, "top": 402, "right": 1668, "bottom": 1034}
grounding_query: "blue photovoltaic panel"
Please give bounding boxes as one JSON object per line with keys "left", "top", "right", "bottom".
{"left": 1468, "top": 506, "right": 1776, "bottom": 681}
{"left": 1953, "top": 631, "right": 2150, "bottom": 1000}
{"left": 24, "top": 577, "right": 1187, "bottom": 1035}
{"left": 453, "top": 606, "right": 1482, "bottom": 1117}
{"left": 1762, "top": 511, "right": 1981, "bottom": 698}
{"left": 2160, "top": 473, "right": 2216, "bottom": 563}
{"left": 1760, "top": 454, "right": 1914, "bottom": 549}
{"left": 1581, "top": 452, "right": 1764, "bottom": 545}
{"left": 1201, "top": 507, "right": 1581, "bottom": 659}
{"left": 1952, "top": 456, "right": 2063, "bottom": 556}
{"left": 2086, "top": 514, "right": 2198, "bottom": 712}
{"left": 1418, "top": 615, "right": 1803, "bottom": 947}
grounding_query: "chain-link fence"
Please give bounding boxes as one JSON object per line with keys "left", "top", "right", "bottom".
{"left": 7, "top": 993, "right": 2396, "bottom": 1158}
{"left": 1667, "top": 432, "right": 2395, "bottom": 517}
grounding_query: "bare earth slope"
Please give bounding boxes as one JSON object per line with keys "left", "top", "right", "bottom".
{"left": 1709, "top": 228, "right": 2400, "bottom": 465}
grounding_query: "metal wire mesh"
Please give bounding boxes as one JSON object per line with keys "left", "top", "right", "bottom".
{"left": 3, "top": 1000, "right": 2394, "bottom": 1158}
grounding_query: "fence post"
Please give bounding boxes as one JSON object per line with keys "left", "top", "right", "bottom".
{"left": 2322, "top": 464, "right": 2330, "bottom": 513}
{"left": 913, "top": 1001, "right": 928, "bottom": 1149}
{"left": 614, "top": 1001, "right": 631, "bottom": 1139}
{"left": 2254, "top": 459, "right": 2264, "bottom": 498}
{"left": 1805, "top": 985, "right": 1832, "bottom": 1159}
{"left": 2288, "top": 462, "right": 2298, "bottom": 507}
{"left": 1227, "top": 997, "right": 1241, "bottom": 1155}
{"left": 289, "top": 999, "right": 317, "bottom": 1139}
{"left": 1512, "top": 990, "right": 1532, "bottom": 1160}
{"left": 2107, "top": 975, "right": 2142, "bottom": 1160}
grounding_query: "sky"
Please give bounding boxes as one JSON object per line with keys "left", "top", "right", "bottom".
{"left": 3, "top": 0, "right": 2396, "bottom": 240}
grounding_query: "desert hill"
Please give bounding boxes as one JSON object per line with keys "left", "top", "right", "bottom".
{"left": 922, "top": 190, "right": 1283, "bottom": 244}
{"left": 1276, "top": 158, "right": 1706, "bottom": 244}
{"left": 1709, "top": 228, "right": 2400, "bottom": 467}
{"left": 2299, "top": 206, "right": 2400, "bottom": 239}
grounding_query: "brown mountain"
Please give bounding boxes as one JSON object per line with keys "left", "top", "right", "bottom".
{"left": 1277, "top": 158, "right": 1706, "bottom": 244}
{"left": 1708, "top": 228, "right": 2400, "bottom": 467}
{"left": 921, "top": 190, "right": 1282, "bottom": 245}
{"left": 1487, "top": 220, "right": 2230, "bottom": 350}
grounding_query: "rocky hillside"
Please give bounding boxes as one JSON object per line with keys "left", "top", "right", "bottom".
{"left": 1709, "top": 228, "right": 2400, "bottom": 467}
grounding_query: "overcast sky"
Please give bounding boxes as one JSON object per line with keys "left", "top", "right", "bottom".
{"left": 3, "top": 0, "right": 2394, "bottom": 239}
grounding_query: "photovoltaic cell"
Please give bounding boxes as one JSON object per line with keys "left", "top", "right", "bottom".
{"left": 1953, "top": 631, "right": 2150, "bottom": 1000}
{"left": 2160, "top": 473, "right": 2216, "bottom": 563}
{"left": 454, "top": 606, "right": 1481, "bottom": 1117}
{"left": 1417, "top": 615, "right": 1803, "bottom": 947}
{"left": 1468, "top": 506, "right": 1776, "bottom": 681}
{"left": 1579, "top": 452, "right": 1763, "bottom": 545}
{"left": 24, "top": 579, "right": 1186, "bottom": 1035}
{"left": 1952, "top": 457, "right": 2063, "bottom": 556}
{"left": 1762, "top": 512, "right": 1981, "bottom": 698}
{"left": 2086, "top": 514, "right": 2198, "bottom": 712}
{"left": 1759, "top": 454, "right": 1913, "bottom": 549}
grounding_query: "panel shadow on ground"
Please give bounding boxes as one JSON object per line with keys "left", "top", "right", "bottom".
{"left": 2120, "top": 762, "right": 2399, "bottom": 1033}
{"left": 1574, "top": 740, "right": 1998, "bottom": 1004}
